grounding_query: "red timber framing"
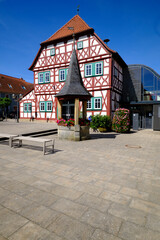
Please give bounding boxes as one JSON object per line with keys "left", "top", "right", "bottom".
{"left": 20, "top": 15, "right": 126, "bottom": 121}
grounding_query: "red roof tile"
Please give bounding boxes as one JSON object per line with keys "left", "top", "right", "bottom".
{"left": 42, "top": 15, "right": 93, "bottom": 44}
{"left": 0, "top": 74, "right": 34, "bottom": 95}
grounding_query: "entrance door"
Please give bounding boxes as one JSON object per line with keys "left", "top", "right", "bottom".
{"left": 62, "top": 100, "right": 74, "bottom": 120}
{"left": 145, "top": 111, "right": 152, "bottom": 129}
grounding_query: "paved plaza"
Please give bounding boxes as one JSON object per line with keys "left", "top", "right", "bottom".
{"left": 0, "top": 120, "right": 160, "bottom": 239}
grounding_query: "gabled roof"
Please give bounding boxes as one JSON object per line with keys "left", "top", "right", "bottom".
{"left": 55, "top": 48, "right": 92, "bottom": 100}
{"left": 0, "top": 74, "right": 34, "bottom": 95}
{"left": 41, "top": 15, "right": 93, "bottom": 45}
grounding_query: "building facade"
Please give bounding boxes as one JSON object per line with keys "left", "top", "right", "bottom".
{"left": 0, "top": 73, "right": 33, "bottom": 116}
{"left": 123, "top": 64, "right": 160, "bottom": 130}
{"left": 20, "top": 15, "right": 126, "bottom": 121}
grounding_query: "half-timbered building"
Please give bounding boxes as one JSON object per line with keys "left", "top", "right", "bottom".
{"left": 20, "top": 15, "right": 126, "bottom": 121}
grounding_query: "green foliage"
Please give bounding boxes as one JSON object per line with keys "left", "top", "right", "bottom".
{"left": 112, "top": 108, "right": 130, "bottom": 133}
{"left": 90, "top": 115, "right": 112, "bottom": 131}
{"left": 0, "top": 97, "right": 11, "bottom": 109}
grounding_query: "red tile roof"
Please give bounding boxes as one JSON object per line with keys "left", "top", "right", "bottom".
{"left": 0, "top": 74, "right": 34, "bottom": 95}
{"left": 42, "top": 15, "right": 93, "bottom": 44}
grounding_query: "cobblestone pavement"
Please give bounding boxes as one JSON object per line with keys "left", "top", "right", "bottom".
{"left": 0, "top": 121, "right": 160, "bottom": 239}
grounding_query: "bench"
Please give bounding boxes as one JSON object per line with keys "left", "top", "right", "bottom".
{"left": 11, "top": 136, "right": 55, "bottom": 155}
{"left": 0, "top": 134, "right": 18, "bottom": 147}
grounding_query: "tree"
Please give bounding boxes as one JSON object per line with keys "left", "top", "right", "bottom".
{"left": 0, "top": 97, "right": 12, "bottom": 118}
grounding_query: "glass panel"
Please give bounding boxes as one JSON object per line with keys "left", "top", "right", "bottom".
{"left": 94, "top": 98, "right": 101, "bottom": 109}
{"left": 39, "top": 73, "right": 43, "bottom": 83}
{"left": 86, "top": 65, "right": 92, "bottom": 76}
{"left": 47, "top": 102, "right": 52, "bottom": 111}
{"left": 87, "top": 100, "right": 92, "bottom": 109}
{"left": 28, "top": 104, "right": 32, "bottom": 112}
{"left": 60, "top": 70, "right": 65, "bottom": 81}
{"left": 96, "top": 63, "right": 102, "bottom": 75}
{"left": 40, "top": 102, "right": 45, "bottom": 111}
{"left": 24, "top": 104, "right": 27, "bottom": 112}
{"left": 143, "top": 68, "right": 154, "bottom": 87}
{"left": 45, "top": 72, "right": 50, "bottom": 82}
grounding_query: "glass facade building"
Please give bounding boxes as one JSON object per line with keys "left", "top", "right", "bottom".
{"left": 123, "top": 65, "right": 160, "bottom": 130}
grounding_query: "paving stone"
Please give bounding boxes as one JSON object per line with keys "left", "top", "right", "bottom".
{"left": 81, "top": 208, "right": 122, "bottom": 235}
{"left": 19, "top": 203, "right": 59, "bottom": 228}
{"left": 31, "top": 179, "right": 55, "bottom": 192}
{"left": 95, "top": 180, "right": 121, "bottom": 192}
{"left": 148, "top": 191, "right": 160, "bottom": 205}
{"left": 73, "top": 182, "right": 103, "bottom": 196}
{"left": 1, "top": 192, "right": 32, "bottom": 212}
{"left": 51, "top": 184, "right": 83, "bottom": 200}
{"left": 52, "top": 176, "right": 78, "bottom": 188}
{"left": 8, "top": 221, "right": 61, "bottom": 240}
{"left": 0, "top": 236, "right": 8, "bottom": 240}
{"left": 120, "top": 187, "right": 149, "bottom": 200}
{"left": 50, "top": 198, "right": 88, "bottom": 219}
{"left": 146, "top": 214, "right": 160, "bottom": 232}
{"left": 100, "top": 190, "right": 131, "bottom": 205}
{"left": 25, "top": 188, "right": 59, "bottom": 207}
{"left": 91, "top": 229, "right": 122, "bottom": 240}
{"left": 118, "top": 221, "right": 160, "bottom": 240}
{"left": 47, "top": 213, "right": 94, "bottom": 240}
{"left": 0, "top": 208, "right": 28, "bottom": 238}
{"left": 130, "top": 198, "right": 160, "bottom": 216}
{"left": 108, "top": 202, "right": 147, "bottom": 226}
{"left": 76, "top": 192, "right": 111, "bottom": 213}
{"left": 0, "top": 188, "right": 10, "bottom": 203}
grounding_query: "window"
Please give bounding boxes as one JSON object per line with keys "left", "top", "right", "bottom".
{"left": 95, "top": 62, "right": 102, "bottom": 75}
{"left": 45, "top": 72, "right": 50, "bottom": 83}
{"left": 50, "top": 48, "right": 55, "bottom": 56}
{"left": 40, "top": 101, "right": 52, "bottom": 112}
{"left": 60, "top": 70, "right": 65, "bottom": 81}
{"left": 85, "top": 61, "right": 103, "bottom": 77}
{"left": 94, "top": 98, "right": 101, "bottom": 109}
{"left": 38, "top": 72, "right": 50, "bottom": 84}
{"left": 24, "top": 103, "right": 32, "bottom": 113}
{"left": 21, "top": 85, "right": 26, "bottom": 90}
{"left": 47, "top": 102, "right": 52, "bottom": 111}
{"left": 77, "top": 41, "right": 83, "bottom": 50}
{"left": 87, "top": 99, "right": 92, "bottom": 109}
{"left": 87, "top": 97, "right": 102, "bottom": 110}
{"left": 114, "top": 67, "right": 119, "bottom": 78}
{"left": 59, "top": 68, "right": 68, "bottom": 82}
{"left": 40, "top": 102, "right": 45, "bottom": 111}
{"left": 85, "top": 64, "right": 92, "bottom": 77}
{"left": 8, "top": 84, "right": 12, "bottom": 88}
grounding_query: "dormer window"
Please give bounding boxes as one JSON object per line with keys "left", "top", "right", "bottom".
{"left": 21, "top": 85, "right": 26, "bottom": 90}
{"left": 8, "top": 84, "right": 12, "bottom": 88}
{"left": 50, "top": 48, "right": 55, "bottom": 56}
{"left": 77, "top": 41, "right": 83, "bottom": 50}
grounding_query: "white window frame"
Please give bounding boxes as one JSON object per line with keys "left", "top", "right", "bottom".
{"left": 24, "top": 104, "right": 28, "bottom": 112}
{"left": 95, "top": 62, "right": 102, "bottom": 75}
{"left": 47, "top": 102, "right": 52, "bottom": 111}
{"left": 77, "top": 41, "right": 83, "bottom": 50}
{"left": 39, "top": 73, "right": 43, "bottom": 83}
{"left": 85, "top": 64, "right": 92, "bottom": 77}
{"left": 87, "top": 99, "right": 92, "bottom": 109}
{"left": 50, "top": 48, "right": 55, "bottom": 56}
{"left": 40, "top": 102, "right": 45, "bottom": 111}
{"left": 60, "top": 69, "right": 65, "bottom": 81}
{"left": 45, "top": 72, "right": 50, "bottom": 83}
{"left": 94, "top": 98, "right": 101, "bottom": 109}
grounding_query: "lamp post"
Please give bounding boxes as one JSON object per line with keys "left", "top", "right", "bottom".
{"left": 12, "top": 94, "right": 23, "bottom": 123}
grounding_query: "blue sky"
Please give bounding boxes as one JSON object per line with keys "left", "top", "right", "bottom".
{"left": 0, "top": 0, "right": 160, "bottom": 83}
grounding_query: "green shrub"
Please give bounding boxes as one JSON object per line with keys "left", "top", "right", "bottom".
{"left": 112, "top": 108, "right": 130, "bottom": 133}
{"left": 90, "top": 115, "right": 112, "bottom": 131}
